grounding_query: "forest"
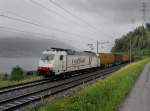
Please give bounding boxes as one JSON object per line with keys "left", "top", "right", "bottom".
{"left": 111, "top": 25, "right": 150, "bottom": 56}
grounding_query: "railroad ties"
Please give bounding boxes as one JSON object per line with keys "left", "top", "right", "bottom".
{"left": 0, "top": 64, "right": 126, "bottom": 111}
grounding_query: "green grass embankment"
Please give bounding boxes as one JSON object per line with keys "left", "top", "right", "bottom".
{"left": 0, "top": 66, "right": 42, "bottom": 88}
{"left": 40, "top": 58, "right": 150, "bottom": 111}
{"left": 0, "top": 76, "right": 42, "bottom": 88}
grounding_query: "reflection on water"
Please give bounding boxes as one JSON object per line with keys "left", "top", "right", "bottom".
{"left": 0, "top": 57, "right": 39, "bottom": 74}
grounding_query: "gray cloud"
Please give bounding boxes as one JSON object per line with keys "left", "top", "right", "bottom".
{"left": 65, "top": 0, "right": 150, "bottom": 23}
{"left": 0, "top": 0, "right": 147, "bottom": 53}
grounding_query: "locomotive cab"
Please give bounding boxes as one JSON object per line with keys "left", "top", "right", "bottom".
{"left": 37, "top": 49, "right": 67, "bottom": 77}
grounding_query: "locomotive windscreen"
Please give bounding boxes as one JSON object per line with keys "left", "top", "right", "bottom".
{"left": 41, "top": 54, "right": 55, "bottom": 61}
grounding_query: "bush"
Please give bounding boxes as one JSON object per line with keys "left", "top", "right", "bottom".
{"left": 10, "top": 66, "right": 25, "bottom": 81}
{"left": 0, "top": 73, "right": 8, "bottom": 80}
{"left": 2, "top": 73, "right": 8, "bottom": 80}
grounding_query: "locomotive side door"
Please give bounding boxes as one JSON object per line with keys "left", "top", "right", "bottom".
{"left": 59, "top": 55, "right": 66, "bottom": 73}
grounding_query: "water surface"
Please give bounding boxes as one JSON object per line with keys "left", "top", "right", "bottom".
{"left": 0, "top": 57, "right": 39, "bottom": 74}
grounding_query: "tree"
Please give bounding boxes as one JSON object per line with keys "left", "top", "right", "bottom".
{"left": 10, "top": 66, "right": 25, "bottom": 81}
{"left": 146, "top": 23, "right": 150, "bottom": 30}
{"left": 111, "top": 26, "right": 150, "bottom": 56}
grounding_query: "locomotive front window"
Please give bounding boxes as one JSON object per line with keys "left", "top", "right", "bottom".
{"left": 41, "top": 54, "right": 54, "bottom": 61}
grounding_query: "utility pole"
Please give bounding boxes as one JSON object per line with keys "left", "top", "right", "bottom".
{"left": 129, "top": 18, "right": 135, "bottom": 63}
{"left": 140, "top": 0, "right": 148, "bottom": 57}
{"left": 96, "top": 40, "right": 109, "bottom": 54}
{"left": 97, "top": 40, "right": 99, "bottom": 54}
{"left": 129, "top": 40, "right": 132, "bottom": 63}
{"left": 141, "top": 0, "right": 148, "bottom": 26}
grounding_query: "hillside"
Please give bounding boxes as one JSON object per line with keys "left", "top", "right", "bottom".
{"left": 0, "top": 37, "right": 74, "bottom": 57}
{"left": 111, "top": 26, "right": 150, "bottom": 55}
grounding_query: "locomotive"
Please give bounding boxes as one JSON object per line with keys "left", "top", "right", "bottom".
{"left": 38, "top": 48, "right": 100, "bottom": 78}
{"left": 37, "top": 48, "right": 130, "bottom": 78}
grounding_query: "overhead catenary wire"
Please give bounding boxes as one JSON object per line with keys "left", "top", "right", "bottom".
{"left": 29, "top": 0, "right": 65, "bottom": 19}
{"left": 0, "top": 13, "right": 112, "bottom": 51}
{"left": 0, "top": 6, "right": 96, "bottom": 39}
{"left": 28, "top": 0, "right": 113, "bottom": 40}
{"left": 0, "top": 14, "right": 95, "bottom": 40}
{"left": 29, "top": 0, "right": 112, "bottom": 39}
{"left": 0, "top": 25, "right": 60, "bottom": 41}
{"left": 0, "top": 8, "right": 48, "bottom": 28}
{"left": 48, "top": 0, "right": 115, "bottom": 39}
{"left": 48, "top": 0, "right": 97, "bottom": 30}
{"left": 0, "top": 0, "right": 115, "bottom": 49}
{"left": 29, "top": 0, "right": 104, "bottom": 41}
{"left": 29, "top": 0, "right": 100, "bottom": 41}
{"left": 29, "top": 0, "right": 87, "bottom": 28}
{"left": 0, "top": 25, "right": 90, "bottom": 48}
{"left": 0, "top": 9, "right": 94, "bottom": 40}
{"left": 0, "top": 25, "right": 84, "bottom": 50}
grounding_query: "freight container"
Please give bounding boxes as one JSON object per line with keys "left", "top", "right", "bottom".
{"left": 122, "top": 55, "right": 130, "bottom": 62}
{"left": 98, "top": 53, "right": 115, "bottom": 66}
{"left": 114, "top": 54, "right": 122, "bottom": 64}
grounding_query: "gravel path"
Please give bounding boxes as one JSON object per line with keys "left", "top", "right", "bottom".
{"left": 119, "top": 61, "right": 150, "bottom": 111}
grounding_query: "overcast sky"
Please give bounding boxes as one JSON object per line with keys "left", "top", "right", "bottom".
{"left": 0, "top": 0, "right": 149, "bottom": 52}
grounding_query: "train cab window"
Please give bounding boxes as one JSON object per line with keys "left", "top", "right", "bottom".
{"left": 60, "top": 55, "right": 63, "bottom": 61}
{"left": 41, "top": 54, "right": 54, "bottom": 61}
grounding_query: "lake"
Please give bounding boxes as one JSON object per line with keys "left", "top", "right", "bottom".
{"left": 0, "top": 57, "right": 39, "bottom": 74}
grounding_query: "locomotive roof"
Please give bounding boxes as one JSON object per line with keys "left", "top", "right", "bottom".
{"left": 46, "top": 48, "right": 96, "bottom": 56}
{"left": 74, "top": 51, "right": 96, "bottom": 56}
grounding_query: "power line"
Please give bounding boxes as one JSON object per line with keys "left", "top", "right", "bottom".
{"left": 0, "top": 25, "right": 56, "bottom": 39}
{"left": 30, "top": 0, "right": 109, "bottom": 40}
{"left": 0, "top": 14, "right": 95, "bottom": 40}
{"left": 0, "top": 14, "right": 45, "bottom": 28}
{"left": 0, "top": 5, "right": 95, "bottom": 39}
{"left": 30, "top": 0, "right": 114, "bottom": 39}
{"left": 48, "top": 0, "right": 96, "bottom": 30}
{"left": 141, "top": 0, "right": 148, "bottom": 25}
{"left": 29, "top": 0, "right": 85, "bottom": 28}
{"left": 30, "top": 0, "right": 65, "bottom": 19}
{"left": 0, "top": 9, "right": 96, "bottom": 41}
{"left": 31, "top": 0, "right": 96, "bottom": 31}
{"left": 0, "top": 25, "right": 89, "bottom": 48}
{"left": 0, "top": 9, "right": 26, "bottom": 19}
{"left": 0, "top": 25, "right": 74, "bottom": 42}
{"left": 48, "top": 0, "right": 115, "bottom": 39}
{"left": 29, "top": 0, "right": 100, "bottom": 41}
{"left": 0, "top": 2, "right": 113, "bottom": 42}
{"left": 0, "top": 25, "right": 93, "bottom": 45}
{"left": 0, "top": 8, "right": 45, "bottom": 27}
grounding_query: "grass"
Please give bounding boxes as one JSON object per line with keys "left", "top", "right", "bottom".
{"left": 40, "top": 58, "right": 150, "bottom": 111}
{"left": 0, "top": 75, "right": 42, "bottom": 88}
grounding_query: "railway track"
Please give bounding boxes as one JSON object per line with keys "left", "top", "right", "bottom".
{"left": 0, "top": 79, "right": 50, "bottom": 95}
{"left": 0, "top": 64, "right": 126, "bottom": 111}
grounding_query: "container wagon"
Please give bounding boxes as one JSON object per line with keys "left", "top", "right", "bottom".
{"left": 114, "top": 54, "right": 122, "bottom": 64}
{"left": 122, "top": 55, "right": 130, "bottom": 63}
{"left": 98, "top": 53, "right": 115, "bottom": 67}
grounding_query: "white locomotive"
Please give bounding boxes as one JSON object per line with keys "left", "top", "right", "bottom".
{"left": 38, "top": 48, "right": 100, "bottom": 78}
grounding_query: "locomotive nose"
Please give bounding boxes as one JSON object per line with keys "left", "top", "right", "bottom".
{"left": 38, "top": 59, "right": 54, "bottom": 72}
{"left": 38, "top": 66, "right": 53, "bottom": 71}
